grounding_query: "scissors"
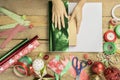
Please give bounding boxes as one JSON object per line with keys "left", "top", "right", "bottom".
{"left": 72, "top": 57, "right": 87, "bottom": 80}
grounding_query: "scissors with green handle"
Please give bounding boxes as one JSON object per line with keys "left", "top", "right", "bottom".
{"left": 72, "top": 57, "right": 87, "bottom": 80}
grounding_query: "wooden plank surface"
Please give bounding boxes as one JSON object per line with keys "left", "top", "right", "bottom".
{"left": 0, "top": 0, "right": 120, "bottom": 80}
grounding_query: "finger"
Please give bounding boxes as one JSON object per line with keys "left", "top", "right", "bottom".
{"left": 52, "top": 12, "right": 55, "bottom": 23}
{"left": 69, "top": 13, "right": 75, "bottom": 22}
{"left": 52, "top": 6, "right": 55, "bottom": 23}
{"left": 64, "top": 10, "right": 68, "bottom": 18}
{"left": 76, "top": 17, "right": 82, "bottom": 34}
{"left": 61, "top": 14, "right": 65, "bottom": 28}
{"left": 58, "top": 15, "right": 61, "bottom": 30}
{"left": 55, "top": 15, "right": 57, "bottom": 28}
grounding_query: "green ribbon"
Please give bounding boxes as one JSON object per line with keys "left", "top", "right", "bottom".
{"left": 0, "top": 7, "right": 30, "bottom": 29}
{"left": 19, "top": 56, "right": 32, "bottom": 66}
{"left": 49, "top": 0, "right": 69, "bottom": 51}
{"left": 60, "top": 61, "right": 71, "bottom": 76}
{"left": 114, "top": 25, "right": 120, "bottom": 38}
{"left": 103, "top": 42, "right": 116, "bottom": 55}
{"left": 0, "top": 38, "right": 29, "bottom": 62}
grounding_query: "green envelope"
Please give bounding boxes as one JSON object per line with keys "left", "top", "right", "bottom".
{"left": 49, "top": 0, "right": 69, "bottom": 51}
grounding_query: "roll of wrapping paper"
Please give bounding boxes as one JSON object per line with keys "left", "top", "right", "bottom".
{"left": 103, "top": 42, "right": 116, "bottom": 55}
{"left": 0, "top": 35, "right": 39, "bottom": 73}
{"left": 114, "top": 25, "right": 120, "bottom": 38}
{"left": 0, "top": 39, "right": 29, "bottom": 62}
{"left": 0, "top": 35, "right": 38, "bottom": 66}
{"left": 49, "top": 0, "right": 69, "bottom": 51}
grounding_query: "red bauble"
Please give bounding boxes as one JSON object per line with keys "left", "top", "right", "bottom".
{"left": 91, "top": 61, "right": 105, "bottom": 74}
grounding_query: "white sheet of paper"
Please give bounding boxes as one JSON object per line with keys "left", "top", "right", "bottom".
{"left": 68, "top": 2, "right": 103, "bottom": 52}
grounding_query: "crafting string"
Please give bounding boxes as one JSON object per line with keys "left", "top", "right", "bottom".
{"left": 0, "top": 7, "right": 31, "bottom": 49}
{"left": 97, "top": 53, "right": 120, "bottom": 67}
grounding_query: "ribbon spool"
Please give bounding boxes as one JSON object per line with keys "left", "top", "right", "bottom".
{"left": 112, "top": 4, "right": 120, "bottom": 21}
{"left": 114, "top": 25, "right": 120, "bottom": 38}
{"left": 104, "top": 30, "right": 116, "bottom": 42}
{"left": 103, "top": 42, "right": 116, "bottom": 55}
{"left": 109, "top": 19, "right": 117, "bottom": 27}
{"left": 13, "top": 56, "right": 33, "bottom": 77}
{"left": 19, "top": 56, "right": 32, "bottom": 66}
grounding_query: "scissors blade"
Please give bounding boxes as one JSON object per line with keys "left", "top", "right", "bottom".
{"left": 76, "top": 75, "right": 80, "bottom": 80}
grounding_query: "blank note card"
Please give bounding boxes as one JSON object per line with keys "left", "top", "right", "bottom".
{"left": 68, "top": 2, "right": 103, "bottom": 52}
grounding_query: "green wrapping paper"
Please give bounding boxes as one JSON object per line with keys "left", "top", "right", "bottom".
{"left": 49, "top": 0, "right": 69, "bottom": 51}
{"left": 0, "top": 39, "right": 29, "bottom": 62}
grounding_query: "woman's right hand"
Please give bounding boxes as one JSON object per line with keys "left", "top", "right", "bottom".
{"left": 52, "top": 0, "right": 68, "bottom": 30}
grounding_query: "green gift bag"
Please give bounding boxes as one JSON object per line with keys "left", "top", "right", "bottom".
{"left": 49, "top": 0, "right": 69, "bottom": 51}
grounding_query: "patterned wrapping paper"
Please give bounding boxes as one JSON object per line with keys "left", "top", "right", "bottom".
{"left": 49, "top": 1, "right": 69, "bottom": 51}
{"left": 47, "top": 58, "right": 64, "bottom": 74}
{"left": 0, "top": 40, "right": 39, "bottom": 74}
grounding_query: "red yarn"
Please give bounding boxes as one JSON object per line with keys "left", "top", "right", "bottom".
{"left": 104, "top": 67, "right": 120, "bottom": 80}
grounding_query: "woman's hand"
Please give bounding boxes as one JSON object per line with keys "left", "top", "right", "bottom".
{"left": 69, "top": 0, "right": 86, "bottom": 34}
{"left": 52, "top": 0, "right": 68, "bottom": 30}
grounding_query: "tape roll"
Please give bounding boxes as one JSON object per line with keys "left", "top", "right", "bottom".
{"left": 103, "top": 42, "right": 116, "bottom": 55}
{"left": 104, "top": 30, "right": 116, "bottom": 42}
{"left": 112, "top": 4, "right": 120, "bottom": 21}
{"left": 19, "top": 56, "right": 32, "bottom": 66}
{"left": 13, "top": 62, "right": 28, "bottom": 77}
{"left": 114, "top": 25, "right": 120, "bottom": 38}
{"left": 109, "top": 19, "right": 117, "bottom": 26}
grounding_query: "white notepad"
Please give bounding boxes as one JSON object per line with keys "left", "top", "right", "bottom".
{"left": 68, "top": 2, "right": 103, "bottom": 52}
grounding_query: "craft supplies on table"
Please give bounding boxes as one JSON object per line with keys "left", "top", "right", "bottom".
{"left": 103, "top": 42, "right": 116, "bottom": 55}
{"left": 104, "top": 30, "right": 117, "bottom": 42}
{"left": 0, "top": 7, "right": 32, "bottom": 49}
{"left": 0, "top": 35, "right": 40, "bottom": 74}
{"left": 0, "top": 38, "right": 29, "bottom": 62}
{"left": 114, "top": 25, "right": 120, "bottom": 38}
{"left": 72, "top": 57, "right": 87, "bottom": 80}
{"left": 69, "top": 2, "right": 103, "bottom": 52}
{"left": 13, "top": 56, "right": 33, "bottom": 77}
{"left": 49, "top": 0, "right": 69, "bottom": 51}
{"left": 112, "top": 4, "right": 120, "bottom": 21}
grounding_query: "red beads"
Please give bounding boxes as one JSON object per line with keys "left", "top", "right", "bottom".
{"left": 43, "top": 55, "right": 49, "bottom": 60}
{"left": 87, "top": 59, "right": 93, "bottom": 65}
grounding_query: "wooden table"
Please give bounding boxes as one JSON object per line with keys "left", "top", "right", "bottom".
{"left": 0, "top": 0, "right": 120, "bottom": 80}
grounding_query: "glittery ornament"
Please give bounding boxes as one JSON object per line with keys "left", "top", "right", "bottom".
{"left": 104, "top": 67, "right": 120, "bottom": 80}
{"left": 91, "top": 61, "right": 105, "bottom": 74}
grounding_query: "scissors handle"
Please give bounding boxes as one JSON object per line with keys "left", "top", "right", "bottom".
{"left": 80, "top": 60, "right": 87, "bottom": 69}
{"left": 72, "top": 57, "right": 79, "bottom": 69}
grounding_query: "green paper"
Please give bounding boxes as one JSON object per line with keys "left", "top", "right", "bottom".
{"left": 55, "top": 55, "right": 60, "bottom": 61}
{"left": 0, "top": 39, "right": 29, "bottom": 62}
{"left": 49, "top": 1, "right": 69, "bottom": 51}
{"left": 60, "top": 61, "right": 71, "bottom": 76}
{"left": 55, "top": 73, "right": 60, "bottom": 80}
